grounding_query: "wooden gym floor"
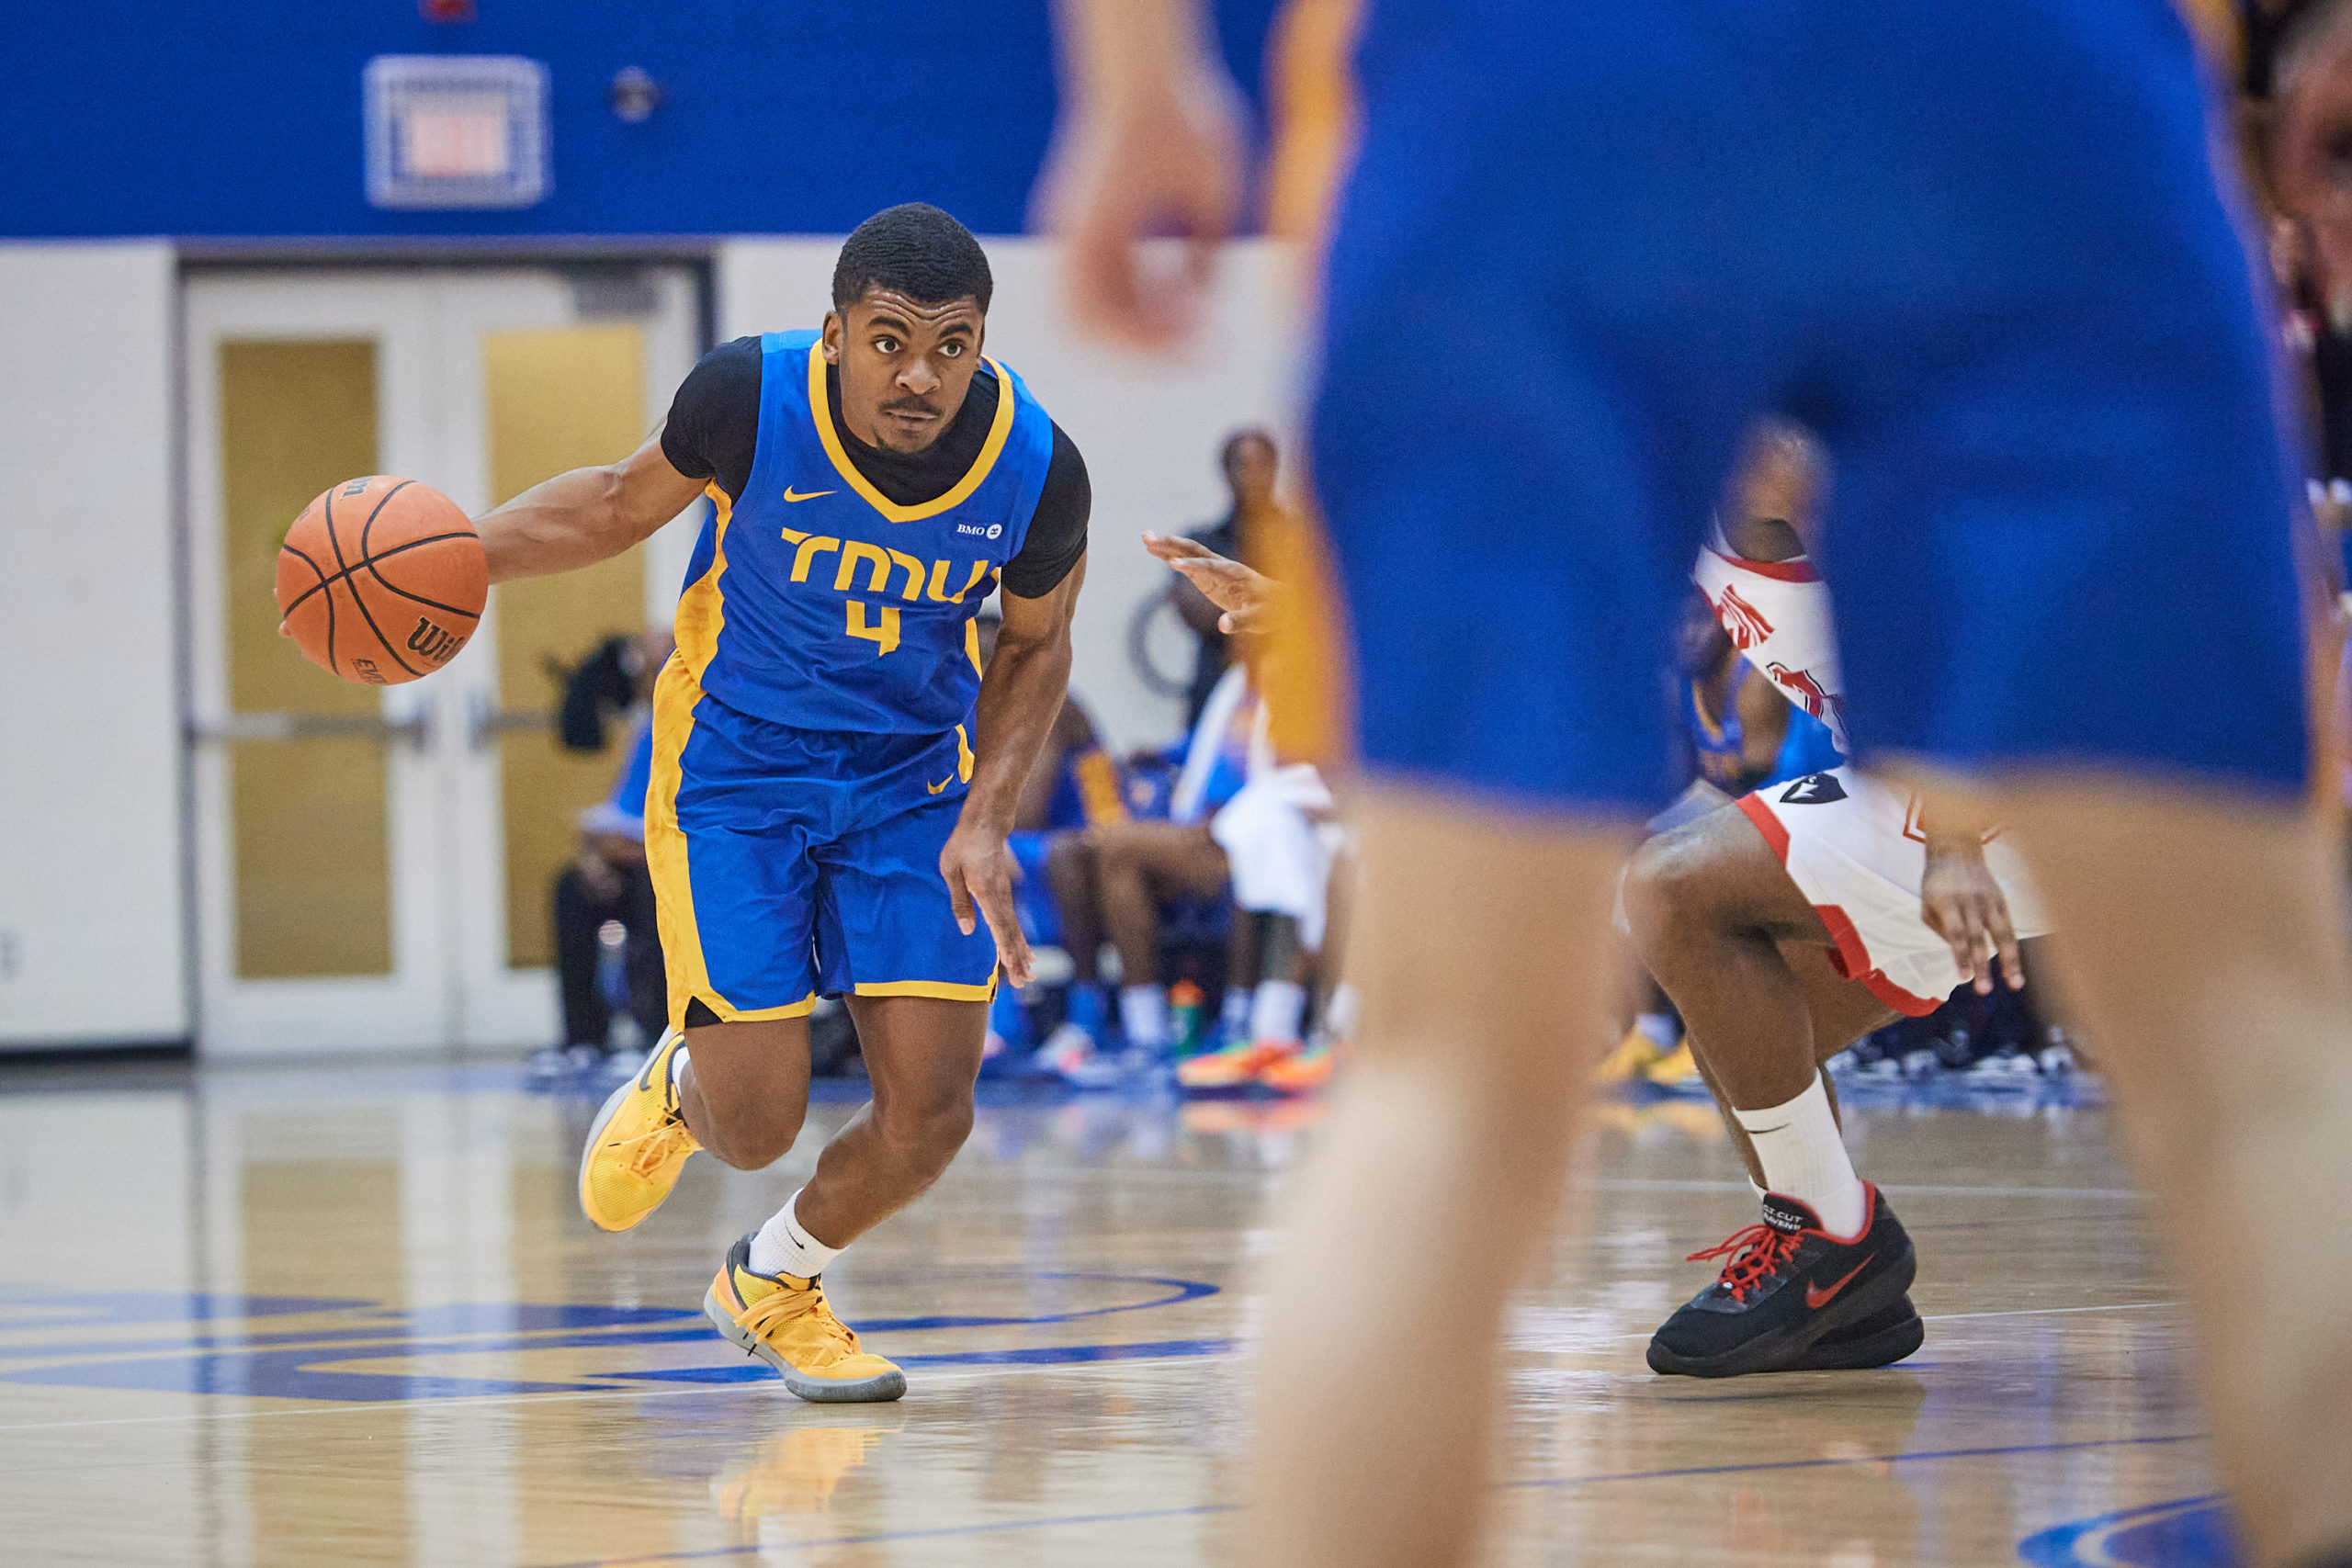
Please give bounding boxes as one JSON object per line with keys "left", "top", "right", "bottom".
{"left": 0, "top": 1057, "right": 2226, "bottom": 1567}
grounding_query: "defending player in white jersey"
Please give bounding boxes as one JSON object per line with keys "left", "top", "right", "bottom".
{"left": 1624, "top": 424, "right": 2052, "bottom": 1375}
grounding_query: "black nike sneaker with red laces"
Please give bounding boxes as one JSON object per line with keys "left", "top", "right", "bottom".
{"left": 1792, "top": 1293, "right": 1924, "bottom": 1371}
{"left": 1646, "top": 1183, "right": 1918, "bottom": 1377}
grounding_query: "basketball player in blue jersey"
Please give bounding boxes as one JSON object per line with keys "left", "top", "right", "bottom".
{"left": 473, "top": 204, "right": 1091, "bottom": 1403}
{"left": 1052, "top": 3, "right": 2352, "bottom": 1565}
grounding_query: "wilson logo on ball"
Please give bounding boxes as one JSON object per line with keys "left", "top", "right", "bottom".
{"left": 406, "top": 617, "right": 463, "bottom": 665}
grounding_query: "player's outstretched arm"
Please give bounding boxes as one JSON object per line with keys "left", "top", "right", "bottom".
{"left": 1142, "top": 530, "right": 1281, "bottom": 633}
{"left": 478, "top": 434, "right": 707, "bottom": 585}
{"left": 1042, "top": 0, "right": 1244, "bottom": 347}
{"left": 940, "top": 557, "right": 1088, "bottom": 987}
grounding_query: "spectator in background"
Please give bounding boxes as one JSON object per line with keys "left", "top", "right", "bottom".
{"left": 1171, "top": 429, "right": 1283, "bottom": 728}
{"left": 1040, "top": 653, "right": 1271, "bottom": 1081}
{"left": 536, "top": 631, "right": 673, "bottom": 1077}
{"left": 970, "top": 613, "right": 1132, "bottom": 1066}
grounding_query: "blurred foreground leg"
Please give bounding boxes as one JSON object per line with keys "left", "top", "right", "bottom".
{"left": 1249, "top": 780, "right": 1632, "bottom": 1568}
{"left": 1991, "top": 778, "right": 2352, "bottom": 1567}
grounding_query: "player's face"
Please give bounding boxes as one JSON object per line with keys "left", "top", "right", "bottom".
{"left": 823, "top": 289, "right": 987, "bottom": 455}
{"left": 1737, "top": 435, "right": 1818, "bottom": 540}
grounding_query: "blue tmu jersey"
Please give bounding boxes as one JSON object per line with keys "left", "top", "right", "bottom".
{"left": 674, "top": 330, "right": 1057, "bottom": 733}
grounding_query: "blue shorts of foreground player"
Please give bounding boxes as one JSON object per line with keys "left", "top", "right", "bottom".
{"left": 1312, "top": 0, "right": 2311, "bottom": 813}
{"left": 646, "top": 682, "right": 996, "bottom": 1031}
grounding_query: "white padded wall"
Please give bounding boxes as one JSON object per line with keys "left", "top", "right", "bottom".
{"left": 0, "top": 242, "right": 187, "bottom": 1046}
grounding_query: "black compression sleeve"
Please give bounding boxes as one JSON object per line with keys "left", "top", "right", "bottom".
{"left": 1001, "top": 423, "right": 1091, "bottom": 600}
{"left": 658, "top": 336, "right": 763, "bottom": 501}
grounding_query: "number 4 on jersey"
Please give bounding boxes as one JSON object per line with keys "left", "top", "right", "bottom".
{"left": 847, "top": 599, "right": 900, "bottom": 656}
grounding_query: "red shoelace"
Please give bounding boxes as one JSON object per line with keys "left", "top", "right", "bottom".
{"left": 1686, "top": 1223, "right": 1802, "bottom": 1303}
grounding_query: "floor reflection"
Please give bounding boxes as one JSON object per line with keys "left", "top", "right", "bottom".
{"left": 0, "top": 1055, "right": 2211, "bottom": 1568}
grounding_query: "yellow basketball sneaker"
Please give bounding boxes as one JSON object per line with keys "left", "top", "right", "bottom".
{"left": 1645, "top": 1040, "right": 1702, "bottom": 1089}
{"left": 578, "top": 1028, "right": 699, "bottom": 1232}
{"left": 705, "top": 1235, "right": 907, "bottom": 1403}
{"left": 1595, "top": 1026, "right": 1665, "bottom": 1086}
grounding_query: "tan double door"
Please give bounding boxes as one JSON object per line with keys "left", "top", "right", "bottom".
{"left": 183, "top": 267, "right": 706, "bottom": 1055}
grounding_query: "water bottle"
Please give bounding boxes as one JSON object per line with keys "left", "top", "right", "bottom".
{"left": 1168, "top": 981, "right": 1207, "bottom": 1057}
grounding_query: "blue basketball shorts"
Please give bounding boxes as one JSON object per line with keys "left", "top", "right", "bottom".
{"left": 1312, "top": 0, "right": 2312, "bottom": 812}
{"left": 645, "top": 667, "right": 995, "bottom": 1029}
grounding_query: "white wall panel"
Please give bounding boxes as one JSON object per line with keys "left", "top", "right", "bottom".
{"left": 0, "top": 241, "right": 187, "bottom": 1045}
{"left": 715, "top": 237, "right": 1308, "bottom": 754}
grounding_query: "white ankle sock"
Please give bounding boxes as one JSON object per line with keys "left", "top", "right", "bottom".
{"left": 1249, "top": 979, "right": 1307, "bottom": 1044}
{"left": 1219, "top": 987, "right": 1252, "bottom": 1040}
{"left": 1120, "top": 985, "right": 1169, "bottom": 1050}
{"left": 1732, "top": 1077, "right": 1866, "bottom": 1238}
{"left": 1322, "top": 983, "right": 1361, "bottom": 1041}
{"left": 748, "top": 1190, "right": 842, "bottom": 1280}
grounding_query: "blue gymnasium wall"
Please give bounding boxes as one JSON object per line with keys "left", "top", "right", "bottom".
{"left": 4, "top": 0, "right": 1281, "bottom": 239}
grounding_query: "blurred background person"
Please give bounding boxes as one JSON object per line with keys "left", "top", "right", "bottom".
{"left": 1171, "top": 428, "right": 1283, "bottom": 728}
{"left": 537, "top": 631, "right": 672, "bottom": 1078}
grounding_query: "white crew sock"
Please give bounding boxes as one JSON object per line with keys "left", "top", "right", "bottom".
{"left": 666, "top": 1040, "right": 691, "bottom": 1097}
{"left": 1219, "top": 986, "right": 1253, "bottom": 1041}
{"left": 1322, "top": 983, "right": 1361, "bottom": 1042}
{"left": 1120, "top": 984, "right": 1170, "bottom": 1051}
{"left": 1731, "top": 1076, "right": 1867, "bottom": 1238}
{"left": 749, "top": 1190, "right": 842, "bottom": 1280}
{"left": 1249, "top": 979, "right": 1307, "bottom": 1044}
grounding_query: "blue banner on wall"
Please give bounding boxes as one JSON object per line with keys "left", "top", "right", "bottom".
{"left": 1, "top": 0, "right": 1280, "bottom": 239}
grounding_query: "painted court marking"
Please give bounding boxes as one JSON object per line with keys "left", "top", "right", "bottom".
{"left": 0, "top": 1296, "right": 2181, "bottom": 1434}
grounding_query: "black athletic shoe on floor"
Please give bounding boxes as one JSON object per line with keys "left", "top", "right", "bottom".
{"left": 1790, "top": 1293, "right": 1924, "bottom": 1371}
{"left": 1647, "top": 1184, "right": 1917, "bottom": 1377}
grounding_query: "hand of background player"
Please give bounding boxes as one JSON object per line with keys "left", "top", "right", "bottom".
{"left": 940, "top": 822, "right": 1035, "bottom": 987}
{"left": 1039, "top": 28, "right": 1244, "bottom": 349}
{"left": 1143, "top": 531, "right": 1279, "bottom": 633}
{"left": 1920, "top": 832, "right": 2024, "bottom": 995}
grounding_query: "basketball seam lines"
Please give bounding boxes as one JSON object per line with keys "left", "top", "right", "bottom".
{"left": 278, "top": 545, "right": 333, "bottom": 677}
{"left": 354, "top": 481, "right": 426, "bottom": 679}
{"left": 362, "top": 547, "right": 484, "bottom": 620}
{"left": 277, "top": 532, "right": 482, "bottom": 621}
{"left": 320, "top": 487, "right": 349, "bottom": 680}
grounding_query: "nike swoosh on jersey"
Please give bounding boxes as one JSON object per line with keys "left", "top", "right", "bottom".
{"left": 783, "top": 486, "right": 836, "bottom": 502}
{"left": 927, "top": 776, "right": 952, "bottom": 795}
{"left": 1804, "top": 1256, "right": 1873, "bottom": 1311}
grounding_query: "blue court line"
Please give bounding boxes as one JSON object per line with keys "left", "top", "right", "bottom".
{"left": 847, "top": 1272, "right": 1218, "bottom": 1332}
{"left": 2018, "top": 1494, "right": 2240, "bottom": 1567}
{"left": 625, "top": 1337, "right": 1238, "bottom": 1382}
{"left": 0, "top": 1274, "right": 1227, "bottom": 1402}
{"left": 1500, "top": 1430, "right": 2203, "bottom": 1490}
{"left": 528, "top": 1431, "right": 2209, "bottom": 1566}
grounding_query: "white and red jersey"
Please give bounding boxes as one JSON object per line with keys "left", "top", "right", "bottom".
{"left": 1690, "top": 546, "right": 1849, "bottom": 756}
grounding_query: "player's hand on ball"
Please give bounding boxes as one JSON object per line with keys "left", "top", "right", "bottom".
{"left": 941, "top": 822, "right": 1035, "bottom": 988}
{"left": 1143, "top": 531, "right": 1280, "bottom": 633}
{"left": 1041, "top": 50, "right": 1244, "bottom": 349}
{"left": 1920, "top": 833, "right": 2024, "bottom": 995}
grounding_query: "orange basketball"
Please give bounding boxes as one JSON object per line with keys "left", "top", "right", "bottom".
{"left": 276, "top": 476, "right": 487, "bottom": 685}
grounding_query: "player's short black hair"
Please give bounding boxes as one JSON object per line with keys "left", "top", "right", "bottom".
{"left": 832, "top": 203, "right": 993, "bottom": 314}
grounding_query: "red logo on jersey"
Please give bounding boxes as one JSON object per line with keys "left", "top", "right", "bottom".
{"left": 1712, "top": 582, "right": 1775, "bottom": 649}
{"left": 1767, "top": 661, "right": 1844, "bottom": 731}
